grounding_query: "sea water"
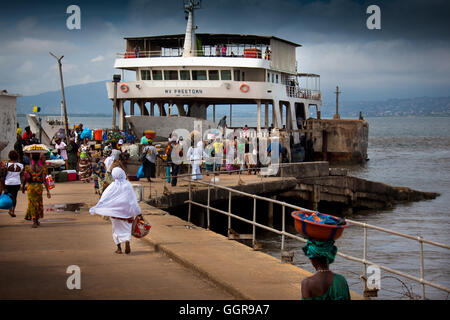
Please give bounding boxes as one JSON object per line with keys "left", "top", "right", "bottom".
{"left": 258, "top": 116, "right": 450, "bottom": 300}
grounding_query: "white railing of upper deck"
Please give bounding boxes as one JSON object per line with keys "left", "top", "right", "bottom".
{"left": 286, "top": 86, "right": 322, "bottom": 101}
{"left": 116, "top": 49, "right": 270, "bottom": 60}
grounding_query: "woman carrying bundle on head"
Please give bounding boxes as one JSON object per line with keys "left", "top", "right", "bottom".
{"left": 22, "top": 152, "right": 51, "bottom": 228}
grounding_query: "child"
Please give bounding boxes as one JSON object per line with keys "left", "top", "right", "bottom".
{"left": 92, "top": 157, "right": 100, "bottom": 194}
{"left": 89, "top": 167, "right": 142, "bottom": 254}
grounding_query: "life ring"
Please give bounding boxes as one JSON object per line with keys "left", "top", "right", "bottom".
{"left": 240, "top": 83, "right": 250, "bottom": 93}
{"left": 120, "top": 84, "right": 129, "bottom": 93}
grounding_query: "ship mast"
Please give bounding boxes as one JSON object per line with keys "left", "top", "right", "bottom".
{"left": 182, "top": 0, "right": 201, "bottom": 57}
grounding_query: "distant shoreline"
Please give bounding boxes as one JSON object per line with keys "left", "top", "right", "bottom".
{"left": 17, "top": 113, "right": 450, "bottom": 118}
{"left": 17, "top": 113, "right": 112, "bottom": 117}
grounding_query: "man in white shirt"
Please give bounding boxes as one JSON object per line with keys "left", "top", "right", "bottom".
{"left": 54, "top": 137, "right": 68, "bottom": 169}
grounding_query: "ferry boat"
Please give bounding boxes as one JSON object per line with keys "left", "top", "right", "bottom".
{"left": 106, "top": 0, "right": 322, "bottom": 162}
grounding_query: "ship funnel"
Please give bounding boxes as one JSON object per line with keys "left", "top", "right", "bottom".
{"left": 182, "top": 0, "right": 201, "bottom": 57}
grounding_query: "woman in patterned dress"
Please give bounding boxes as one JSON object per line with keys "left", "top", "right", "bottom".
{"left": 21, "top": 153, "right": 51, "bottom": 228}
{"left": 78, "top": 138, "right": 93, "bottom": 183}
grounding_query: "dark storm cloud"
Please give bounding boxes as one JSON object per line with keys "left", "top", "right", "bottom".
{"left": 0, "top": 0, "right": 449, "bottom": 99}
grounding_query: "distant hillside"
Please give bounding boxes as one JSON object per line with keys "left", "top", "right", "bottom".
{"left": 17, "top": 80, "right": 450, "bottom": 117}
{"left": 17, "top": 81, "right": 112, "bottom": 115}
{"left": 321, "top": 96, "right": 450, "bottom": 117}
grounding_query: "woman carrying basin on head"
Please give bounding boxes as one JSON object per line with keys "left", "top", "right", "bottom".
{"left": 300, "top": 239, "right": 350, "bottom": 300}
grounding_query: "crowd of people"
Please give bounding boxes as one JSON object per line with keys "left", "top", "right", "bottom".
{"left": 2, "top": 120, "right": 288, "bottom": 228}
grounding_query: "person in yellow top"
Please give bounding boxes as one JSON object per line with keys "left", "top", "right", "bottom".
{"left": 212, "top": 137, "right": 224, "bottom": 172}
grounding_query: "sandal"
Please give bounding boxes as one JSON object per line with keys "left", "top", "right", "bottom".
{"left": 8, "top": 210, "right": 16, "bottom": 217}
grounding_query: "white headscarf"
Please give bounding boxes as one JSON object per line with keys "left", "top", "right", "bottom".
{"left": 89, "top": 167, "right": 141, "bottom": 218}
{"left": 104, "top": 149, "right": 121, "bottom": 172}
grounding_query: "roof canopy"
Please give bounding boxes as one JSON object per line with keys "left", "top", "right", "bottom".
{"left": 125, "top": 33, "right": 302, "bottom": 48}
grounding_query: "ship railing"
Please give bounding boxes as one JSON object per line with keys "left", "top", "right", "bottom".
{"left": 286, "top": 86, "right": 321, "bottom": 101}
{"left": 180, "top": 175, "right": 450, "bottom": 299}
{"left": 116, "top": 50, "right": 267, "bottom": 60}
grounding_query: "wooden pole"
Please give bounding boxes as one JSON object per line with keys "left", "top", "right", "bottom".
{"left": 49, "top": 52, "right": 70, "bottom": 145}
{"left": 257, "top": 100, "right": 261, "bottom": 134}
{"left": 113, "top": 83, "right": 118, "bottom": 129}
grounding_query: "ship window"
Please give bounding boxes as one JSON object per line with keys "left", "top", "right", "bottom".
{"left": 233, "top": 70, "right": 240, "bottom": 81}
{"left": 180, "top": 70, "right": 191, "bottom": 80}
{"left": 221, "top": 70, "right": 231, "bottom": 80}
{"left": 141, "top": 70, "right": 151, "bottom": 80}
{"left": 275, "top": 74, "right": 279, "bottom": 83}
{"left": 164, "top": 70, "right": 179, "bottom": 80}
{"left": 208, "top": 70, "right": 219, "bottom": 80}
{"left": 192, "top": 70, "right": 207, "bottom": 80}
{"left": 271, "top": 73, "right": 274, "bottom": 83}
{"left": 152, "top": 70, "right": 163, "bottom": 80}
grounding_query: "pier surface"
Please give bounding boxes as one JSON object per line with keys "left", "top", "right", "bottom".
{"left": 0, "top": 178, "right": 363, "bottom": 300}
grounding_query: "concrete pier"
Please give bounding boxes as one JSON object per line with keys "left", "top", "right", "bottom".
{"left": 0, "top": 179, "right": 364, "bottom": 300}
{"left": 304, "top": 119, "right": 369, "bottom": 164}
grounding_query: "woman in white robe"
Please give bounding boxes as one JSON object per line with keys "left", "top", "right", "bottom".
{"left": 89, "top": 167, "right": 142, "bottom": 254}
{"left": 187, "top": 141, "right": 208, "bottom": 180}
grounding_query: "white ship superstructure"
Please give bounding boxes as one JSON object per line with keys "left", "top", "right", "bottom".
{"left": 106, "top": 0, "right": 321, "bottom": 149}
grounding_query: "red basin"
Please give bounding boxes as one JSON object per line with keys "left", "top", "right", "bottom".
{"left": 291, "top": 210, "right": 349, "bottom": 241}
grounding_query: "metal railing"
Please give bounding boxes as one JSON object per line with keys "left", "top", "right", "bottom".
{"left": 183, "top": 178, "right": 450, "bottom": 299}
{"left": 116, "top": 50, "right": 268, "bottom": 60}
{"left": 286, "top": 86, "right": 322, "bottom": 101}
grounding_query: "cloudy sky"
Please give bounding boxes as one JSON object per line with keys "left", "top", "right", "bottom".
{"left": 0, "top": 0, "right": 449, "bottom": 102}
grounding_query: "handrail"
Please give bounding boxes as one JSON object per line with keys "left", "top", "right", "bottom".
{"left": 286, "top": 85, "right": 321, "bottom": 100}
{"left": 183, "top": 178, "right": 450, "bottom": 299}
{"left": 116, "top": 50, "right": 267, "bottom": 59}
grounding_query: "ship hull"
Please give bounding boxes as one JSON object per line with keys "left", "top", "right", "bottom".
{"left": 27, "top": 114, "right": 65, "bottom": 146}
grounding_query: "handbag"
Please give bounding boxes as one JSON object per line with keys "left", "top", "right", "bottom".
{"left": 46, "top": 175, "right": 55, "bottom": 189}
{"left": 0, "top": 193, "right": 13, "bottom": 210}
{"left": 131, "top": 215, "right": 151, "bottom": 238}
{"left": 136, "top": 164, "right": 145, "bottom": 179}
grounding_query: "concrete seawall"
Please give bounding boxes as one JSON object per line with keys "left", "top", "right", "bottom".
{"left": 148, "top": 161, "right": 438, "bottom": 214}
